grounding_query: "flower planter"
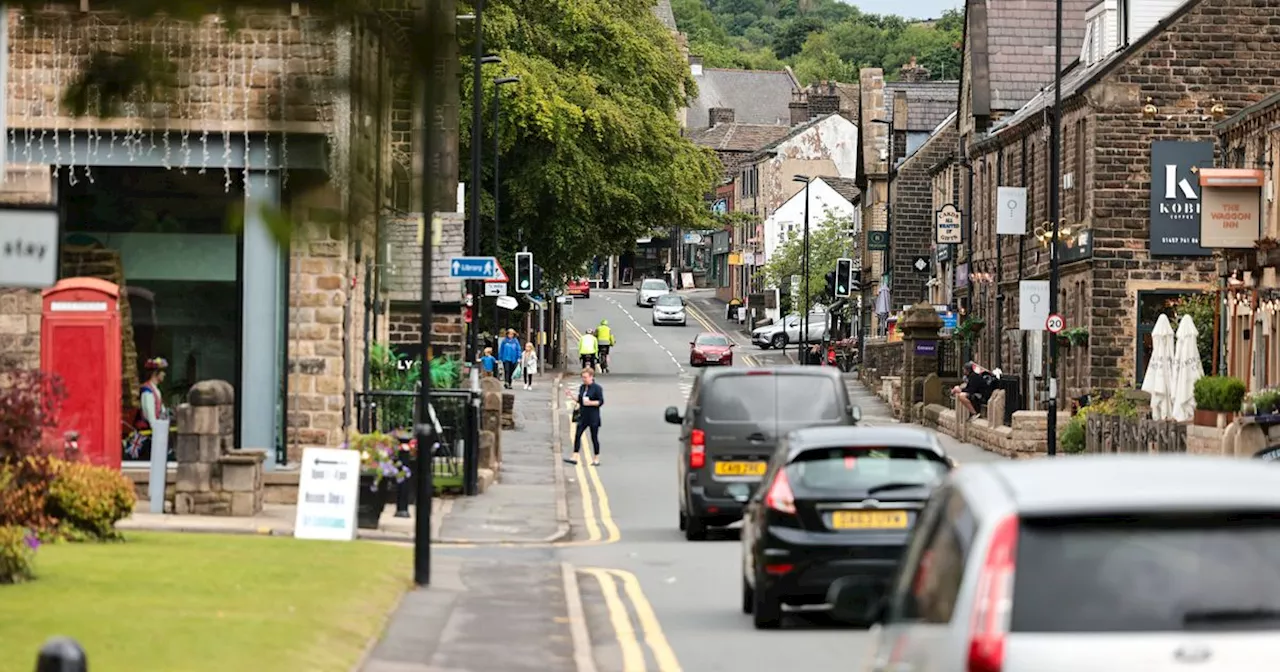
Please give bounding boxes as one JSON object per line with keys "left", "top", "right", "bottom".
{"left": 357, "top": 474, "right": 389, "bottom": 530}
{"left": 1193, "top": 410, "right": 1236, "bottom": 428}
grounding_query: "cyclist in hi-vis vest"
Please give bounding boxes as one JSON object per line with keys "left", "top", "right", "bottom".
{"left": 578, "top": 329, "right": 600, "bottom": 372}
{"left": 596, "top": 320, "right": 615, "bottom": 373}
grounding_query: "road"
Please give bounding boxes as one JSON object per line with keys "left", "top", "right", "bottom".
{"left": 552, "top": 288, "right": 1001, "bottom": 672}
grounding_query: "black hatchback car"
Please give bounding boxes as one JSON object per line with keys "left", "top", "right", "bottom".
{"left": 740, "top": 425, "right": 952, "bottom": 629}
{"left": 665, "top": 367, "right": 862, "bottom": 541}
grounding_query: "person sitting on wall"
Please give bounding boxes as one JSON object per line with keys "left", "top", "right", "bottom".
{"left": 951, "top": 361, "right": 996, "bottom": 420}
{"left": 125, "top": 357, "right": 169, "bottom": 459}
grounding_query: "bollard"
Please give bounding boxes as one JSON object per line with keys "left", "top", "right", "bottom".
{"left": 35, "top": 637, "right": 87, "bottom": 672}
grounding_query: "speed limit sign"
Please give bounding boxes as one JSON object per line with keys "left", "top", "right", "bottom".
{"left": 1046, "top": 313, "right": 1066, "bottom": 334}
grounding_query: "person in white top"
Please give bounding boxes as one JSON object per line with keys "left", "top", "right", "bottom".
{"left": 521, "top": 343, "right": 539, "bottom": 390}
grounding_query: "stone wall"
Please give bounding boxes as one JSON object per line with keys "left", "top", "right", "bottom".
{"left": 861, "top": 338, "right": 904, "bottom": 389}
{"left": 891, "top": 118, "right": 958, "bottom": 306}
{"left": 918, "top": 400, "right": 1070, "bottom": 458}
{"left": 387, "top": 307, "right": 465, "bottom": 356}
{"left": 172, "top": 380, "right": 266, "bottom": 516}
{"left": 0, "top": 290, "right": 40, "bottom": 370}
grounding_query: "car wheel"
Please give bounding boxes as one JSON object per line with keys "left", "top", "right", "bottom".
{"left": 652, "top": 317, "right": 658, "bottom": 325}
{"left": 770, "top": 333, "right": 787, "bottom": 349}
{"left": 679, "top": 510, "right": 687, "bottom": 531}
{"left": 681, "top": 320, "right": 687, "bottom": 327}
{"left": 752, "top": 573, "right": 783, "bottom": 629}
{"left": 742, "top": 575, "right": 754, "bottom": 614}
{"left": 684, "top": 516, "right": 707, "bottom": 541}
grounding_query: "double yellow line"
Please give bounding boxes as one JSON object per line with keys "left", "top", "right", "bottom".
{"left": 683, "top": 301, "right": 760, "bottom": 367}
{"left": 570, "top": 433, "right": 620, "bottom": 543}
{"left": 580, "top": 567, "right": 682, "bottom": 672}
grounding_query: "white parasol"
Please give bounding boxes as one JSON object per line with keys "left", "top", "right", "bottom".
{"left": 1171, "top": 314, "right": 1204, "bottom": 423}
{"left": 1140, "top": 314, "right": 1176, "bottom": 420}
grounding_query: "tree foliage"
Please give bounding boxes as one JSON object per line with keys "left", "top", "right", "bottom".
{"left": 671, "top": 0, "right": 964, "bottom": 84}
{"left": 762, "top": 212, "right": 855, "bottom": 309}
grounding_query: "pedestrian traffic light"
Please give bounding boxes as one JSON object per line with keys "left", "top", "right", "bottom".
{"left": 823, "top": 271, "right": 836, "bottom": 298}
{"left": 835, "top": 257, "right": 853, "bottom": 297}
{"left": 532, "top": 265, "right": 543, "bottom": 294}
{"left": 515, "top": 252, "right": 534, "bottom": 293}
{"left": 850, "top": 270, "right": 862, "bottom": 293}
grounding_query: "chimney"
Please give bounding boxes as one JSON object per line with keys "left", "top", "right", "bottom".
{"left": 689, "top": 54, "right": 704, "bottom": 77}
{"left": 807, "top": 81, "right": 841, "bottom": 118}
{"left": 891, "top": 90, "right": 909, "bottom": 165}
{"left": 709, "top": 107, "right": 735, "bottom": 126}
{"left": 898, "top": 56, "right": 931, "bottom": 83}
{"left": 789, "top": 90, "right": 809, "bottom": 126}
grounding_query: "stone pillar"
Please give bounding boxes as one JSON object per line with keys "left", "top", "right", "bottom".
{"left": 898, "top": 303, "right": 943, "bottom": 417}
{"left": 173, "top": 380, "right": 266, "bottom": 516}
{"left": 480, "top": 376, "right": 503, "bottom": 469}
{"left": 501, "top": 392, "right": 515, "bottom": 429}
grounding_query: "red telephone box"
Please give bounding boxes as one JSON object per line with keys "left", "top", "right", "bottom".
{"left": 41, "top": 278, "right": 123, "bottom": 470}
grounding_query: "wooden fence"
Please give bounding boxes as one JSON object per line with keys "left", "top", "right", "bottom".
{"left": 1085, "top": 414, "right": 1187, "bottom": 454}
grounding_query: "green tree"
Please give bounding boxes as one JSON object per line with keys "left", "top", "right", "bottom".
{"left": 762, "top": 212, "right": 855, "bottom": 309}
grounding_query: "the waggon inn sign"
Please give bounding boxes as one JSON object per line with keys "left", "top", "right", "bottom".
{"left": 1199, "top": 168, "right": 1263, "bottom": 249}
{"left": 1150, "top": 141, "right": 1214, "bottom": 256}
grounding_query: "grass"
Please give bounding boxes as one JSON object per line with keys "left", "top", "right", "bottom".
{"left": 0, "top": 532, "right": 411, "bottom": 672}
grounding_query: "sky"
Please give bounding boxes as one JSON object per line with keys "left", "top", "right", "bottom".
{"left": 844, "top": 0, "right": 961, "bottom": 20}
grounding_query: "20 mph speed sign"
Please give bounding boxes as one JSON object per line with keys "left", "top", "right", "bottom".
{"left": 1046, "top": 313, "right": 1065, "bottom": 334}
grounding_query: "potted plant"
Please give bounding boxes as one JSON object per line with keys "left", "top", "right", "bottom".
{"left": 344, "top": 431, "right": 411, "bottom": 529}
{"left": 1192, "top": 376, "right": 1246, "bottom": 428}
{"left": 954, "top": 316, "right": 986, "bottom": 344}
{"left": 1056, "top": 327, "right": 1089, "bottom": 348}
{"left": 1245, "top": 388, "right": 1280, "bottom": 422}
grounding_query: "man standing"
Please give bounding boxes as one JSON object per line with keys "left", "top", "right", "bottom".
{"left": 565, "top": 367, "right": 604, "bottom": 467}
{"left": 498, "top": 328, "right": 522, "bottom": 389}
{"left": 578, "top": 328, "right": 599, "bottom": 371}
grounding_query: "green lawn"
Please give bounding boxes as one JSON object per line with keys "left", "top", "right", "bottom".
{"left": 0, "top": 532, "right": 411, "bottom": 672}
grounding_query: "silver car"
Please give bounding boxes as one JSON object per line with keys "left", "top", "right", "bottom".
{"left": 636, "top": 278, "right": 670, "bottom": 306}
{"left": 651, "top": 293, "right": 687, "bottom": 326}
{"left": 846, "top": 455, "right": 1280, "bottom": 672}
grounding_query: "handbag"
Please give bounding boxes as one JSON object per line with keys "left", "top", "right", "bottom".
{"left": 571, "top": 407, "right": 581, "bottom": 423}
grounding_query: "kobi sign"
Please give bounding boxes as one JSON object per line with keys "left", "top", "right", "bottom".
{"left": 1150, "top": 141, "right": 1214, "bottom": 257}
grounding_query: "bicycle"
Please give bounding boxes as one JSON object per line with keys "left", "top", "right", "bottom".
{"left": 598, "top": 344, "right": 612, "bottom": 373}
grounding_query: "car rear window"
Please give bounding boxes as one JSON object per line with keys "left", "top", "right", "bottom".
{"left": 641, "top": 280, "right": 668, "bottom": 291}
{"left": 702, "top": 374, "right": 844, "bottom": 422}
{"left": 787, "top": 447, "right": 948, "bottom": 491}
{"left": 656, "top": 295, "right": 682, "bottom": 307}
{"left": 1012, "top": 513, "right": 1280, "bottom": 633}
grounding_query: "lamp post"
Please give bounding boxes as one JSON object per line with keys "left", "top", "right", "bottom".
{"left": 1047, "top": 0, "right": 1064, "bottom": 456}
{"left": 794, "top": 174, "right": 811, "bottom": 365}
{"left": 466, "top": 48, "right": 502, "bottom": 365}
{"left": 491, "top": 75, "right": 520, "bottom": 331}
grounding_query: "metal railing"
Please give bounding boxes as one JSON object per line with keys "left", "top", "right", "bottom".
{"left": 355, "top": 388, "right": 481, "bottom": 495}
{"left": 937, "top": 338, "right": 959, "bottom": 378}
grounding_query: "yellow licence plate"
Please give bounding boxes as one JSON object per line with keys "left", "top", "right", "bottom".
{"left": 714, "top": 461, "right": 767, "bottom": 476}
{"left": 831, "top": 510, "right": 910, "bottom": 530}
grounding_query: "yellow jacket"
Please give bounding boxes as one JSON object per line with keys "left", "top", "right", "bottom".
{"left": 597, "top": 325, "right": 614, "bottom": 345}
{"left": 578, "top": 333, "right": 599, "bottom": 355}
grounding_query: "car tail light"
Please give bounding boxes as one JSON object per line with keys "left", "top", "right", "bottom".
{"left": 764, "top": 470, "right": 795, "bottom": 514}
{"left": 746, "top": 369, "right": 772, "bottom": 376}
{"left": 967, "top": 515, "right": 1019, "bottom": 672}
{"left": 690, "top": 429, "right": 706, "bottom": 469}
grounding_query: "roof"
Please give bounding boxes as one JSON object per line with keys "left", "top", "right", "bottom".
{"left": 743, "top": 113, "right": 835, "bottom": 163}
{"left": 686, "top": 68, "right": 797, "bottom": 130}
{"left": 651, "top": 0, "right": 677, "bottom": 32}
{"left": 885, "top": 80, "right": 961, "bottom": 132}
{"left": 785, "top": 425, "right": 943, "bottom": 453}
{"left": 700, "top": 364, "right": 844, "bottom": 381}
{"left": 686, "top": 123, "right": 792, "bottom": 153}
{"left": 819, "top": 177, "right": 861, "bottom": 204}
{"left": 976, "top": 0, "right": 1095, "bottom": 112}
{"left": 977, "top": 456, "right": 1280, "bottom": 514}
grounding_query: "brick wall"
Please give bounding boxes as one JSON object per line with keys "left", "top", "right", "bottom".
{"left": 0, "top": 166, "right": 53, "bottom": 371}
{"left": 891, "top": 118, "right": 957, "bottom": 307}
{"left": 387, "top": 308, "right": 465, "bottom": 356}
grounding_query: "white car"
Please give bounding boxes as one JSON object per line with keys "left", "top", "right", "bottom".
{"left": 651, "top": 294, "right": 687, "bottom": 326}
{"left": 636, "top": 278, "right": 670, "bottom": 307}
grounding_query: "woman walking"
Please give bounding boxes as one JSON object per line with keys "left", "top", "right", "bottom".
{"left": 498, "top": 328, "right": 522, "bottom": 389}
{"left": 565, "top": 368, "right": 604, "bottom": 467}
{"left": 520, "top": 342, "right": 539, "bottom": 390}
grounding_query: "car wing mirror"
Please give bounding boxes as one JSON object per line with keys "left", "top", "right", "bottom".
{"left": 947, "top": 456, "right": 959, "bottom": 469}
{"left": 850, "top": 405, "right": 863, "bottom": 423}
{"left": 664, "top": 406, "right": 682, "bottom": 424}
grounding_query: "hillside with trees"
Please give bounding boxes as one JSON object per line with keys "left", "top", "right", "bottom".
{"left": 671, "top": 0, "right": 963, "bottom": 83}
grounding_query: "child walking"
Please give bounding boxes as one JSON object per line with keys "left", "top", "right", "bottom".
{"left": 480, "top": 347, "right": 498, "bottom": 377}
{"left": 521, "top": 343, "right": 539, "bottom": 389}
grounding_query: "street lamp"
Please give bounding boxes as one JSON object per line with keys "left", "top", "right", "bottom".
{"left": 491, "top": 75, "right": 520, "bottom": 331}
{"left": 465, "top": 51, "right": 501, "bottom": 365}
{"left": 1047, "top": 0, "right": 1064, "bottom": 455}
{"left": 793, "top": 174, "right": 811, "bottom": 365}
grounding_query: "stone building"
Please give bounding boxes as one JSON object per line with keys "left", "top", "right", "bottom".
{"left": 0, "top": 4, "right": 462, "bottom": 468}
{"left": 956, "top": 0, "right": 1280, "bottom": 404}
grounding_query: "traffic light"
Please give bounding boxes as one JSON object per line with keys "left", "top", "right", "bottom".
{"left": 835, "top": 257, "right": 853, "bottom": 297}
{"left": 850, "top": 270, "right": 862, "bottom": 293}
{"left": 823, "top": 271, "right": 836, "bottom": 298}
{"left": 515, "top": 252, "right": 534, "bottom": 293}
{"left": 532, "top": 265, "right": 543, "bottom": 294}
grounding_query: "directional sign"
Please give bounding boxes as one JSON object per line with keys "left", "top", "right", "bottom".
{"left": 912, "top": 256, "right": 929, "bottom": 273}
{"left": 484, "top": 282, "right": 508, "bottom": 297}
{"left": 496, "top": 295, "right": 519, "bottom": 310}
{"left": 1046, "top": 313, "right": 1066, "bottom": 334}
{"left": 449, "top": 256, "right": 509, "bottom": 281}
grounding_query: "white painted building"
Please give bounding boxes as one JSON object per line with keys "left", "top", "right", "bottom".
{"left": 763, "top": 177, "right": 861, "bottom": 263}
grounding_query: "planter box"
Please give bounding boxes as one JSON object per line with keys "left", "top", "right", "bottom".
{"left": 1194, "top": 409, "right": 1236, "bottom": 428}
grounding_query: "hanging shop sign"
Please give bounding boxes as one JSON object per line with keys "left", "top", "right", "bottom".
{"left": 1149, "top": 141, "right": 1214, "bottom": 256}
{"left": 935, "top": 204, "right": 963, "bottom": 244}
{"left": 1199, "top": 168, "right": 1264, "bottom": 250}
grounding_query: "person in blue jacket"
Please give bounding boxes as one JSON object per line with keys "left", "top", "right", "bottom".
{"left": 498, "top": 328, "right": 523, "bottom": 389}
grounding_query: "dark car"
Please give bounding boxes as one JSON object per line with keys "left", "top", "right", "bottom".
{"left": 740, "top": 425, "right": 952, "bottom": 629}
{"left": 690, "top": 332, "right": 733, "bottom": 367}
{"left": 664, "top": 366, "right": 862, "bottom": 542}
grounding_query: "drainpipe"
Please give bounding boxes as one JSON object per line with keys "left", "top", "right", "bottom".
{"left": 1019, "top": 137, "right": 1029, "bottom": 409}
{"left": 995, "top": 151, "right": 1004, "bottom": 372}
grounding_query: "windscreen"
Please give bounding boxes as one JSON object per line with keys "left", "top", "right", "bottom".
{"left": 641, "top": 280, "right": 668, "bottom": 291}
{"left": 1012, "top": 513, "right": 1280, "bottom": 632}
{"left": 656, "top": 294, "right": 683, "bottom": 307}
{"left": 695, "top": 334, "right": 730, "bottom": 346}
{"left": 703, "top": 374, "right": 843, "bottom": 422}
{"left": 786, "top": 447, "right": 948, "bottom": 490}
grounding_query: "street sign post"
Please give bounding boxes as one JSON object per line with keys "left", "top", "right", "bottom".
{"left": 449, "top": 256, "right": 509, "bottom": 281}
{"left": 484, "top": 282, "right": 507, "bottom": 297}
{"left": 1046, "top": 313, "right": 1065, "bottom": 334}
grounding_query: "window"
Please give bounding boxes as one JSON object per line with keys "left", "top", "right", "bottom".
{"left": 786, "top": 447, "right": 948, "bottom": 492}
{"left": 1075, "top": 117, "right": 1087, "bottom": 222}
{"left": 1012, "top": 513, "right": 1280, "bottom": 632}
{"left": 891, "top": 489, "right": 973, "bottom": 624}
{"left": 702, "top": 374, "right": 844, "bottom": 422}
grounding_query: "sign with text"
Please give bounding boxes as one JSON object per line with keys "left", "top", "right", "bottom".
{"left": 935, "top": 204, "right": 962, "bottom": 244}
{"left": 0, "top": 206, "right": 59, "bottom": 289}
{"left": 996, "top": 187, "right": 1027, "bottom": 235}
{"left": 294, "top": 448, "right": 361, "bottom": 541}
{"left": 868, "top": 230, "right": 889, "bottom": 251}
{"left": 1199, "top": 169, "right": 1264, "bottom": 249}
{"left": 1150, "top": 141, "right": 1214, "bottom": 256}
{"left": 913, "top": 340, "right": 938, "bottom": 356}
{"left": 1019, "top": 280, "right": 1050, "bottom": 331}
{"left": 484, "top": 282, "right": 507, "bottom": 297}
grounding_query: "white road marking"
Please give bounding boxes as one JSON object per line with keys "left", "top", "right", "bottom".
{"left": 604, "top": 295, "right": 685, "bottom": 375}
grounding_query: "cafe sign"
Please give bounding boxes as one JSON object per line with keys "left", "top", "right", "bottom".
{"left": 935, "top": 204, "right": 962, "bottom": 244}
{"left": 1199, "top": 168, "right": 1263, "bottom": 249}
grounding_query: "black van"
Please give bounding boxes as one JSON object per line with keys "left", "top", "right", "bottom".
{"left": 664, "top": 366, "right": 861, "bottom": 541}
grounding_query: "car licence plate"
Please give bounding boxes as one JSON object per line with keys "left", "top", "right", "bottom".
{"left": 831, "top": 510, "right": 909, "bottom": 530}
{"left": 705, "top": 354, "right": 720, "bottom": 361}
{"left": 714, "top": 461, "right": 766, "bottom": 476}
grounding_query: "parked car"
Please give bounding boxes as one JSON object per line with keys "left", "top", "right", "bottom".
{"left": 635, "top": 278, "right": 670, "bottom": 306}
{"left": 689, "top": 332, "right": 734, "bottom": 367}
{"left": 742, "top": 425, "right": 952, "bottom": 629}
{"left": 652, "top": 293, "right": 688, "bottom": 326}
{"left": 664, "top": 366, "right": 862, "bottom": 541}
{"left": 751, "top": 312, "right": 829, "bottom": 349}
{"left": 566, "top": 278, "right": 591, "bottom": 298}
{"left": 851, "top": 455, "right": 1280, "bottom": 672}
